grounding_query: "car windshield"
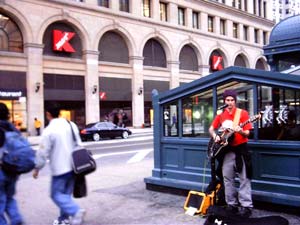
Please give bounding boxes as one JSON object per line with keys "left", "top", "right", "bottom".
{"left": 106, "top": 122, "right": 116, "bottom": 129}
{"left": 86, "top": 123, "right": 96, "bottom": 128}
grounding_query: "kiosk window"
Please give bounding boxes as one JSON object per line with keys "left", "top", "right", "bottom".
{"left": 182, "top": 89, "right": 213, "bottom": 138}
{"left": 163, "top": 102, "right": 178, "bottom": 137}
{"left": 258, "top": 86, "right": 300, "bottom": 141}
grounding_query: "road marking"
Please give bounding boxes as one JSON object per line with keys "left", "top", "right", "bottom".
{"left": 87, "top": 141, "right": 152, "bottom": 150}
{"left": 127, "top": 149, "right": 153, "bottom": 164}
{"left": 92, "top": 149, "right": 153, "bottom": 161}
{"left": 83, "top": 136, "right": 153, "bottom": 146}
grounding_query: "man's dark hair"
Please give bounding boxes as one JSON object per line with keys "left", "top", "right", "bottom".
{"left": 0, "top": 102, "right": 9, "bottom": 120}
{"left": 46, "top": 103, "right": 61, "bottom": 118}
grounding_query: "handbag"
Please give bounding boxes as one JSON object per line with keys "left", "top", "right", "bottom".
{"left": 67, "top": 120, "right": 97, "bottom": 175}
{"left": 73, "top": 175, "right": 87, "bottom": 198}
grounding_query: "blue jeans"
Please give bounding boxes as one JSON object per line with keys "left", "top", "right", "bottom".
{"left": 51, "top": 171, "right": 79, "bottom": 222}
{"left": 0, "top": 170, "right": 23, "bottom": 225}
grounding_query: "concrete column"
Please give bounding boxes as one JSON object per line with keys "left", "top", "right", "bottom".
{"left": 247, "top": 0, "right": 254, "bottom": 14}
{"left": 215, "top": 16, "right": 220, "bottom": 35}
{"left": 24, "top": 43, "right": 44, "bottom": 136}
{"left": 110, "top": 0, "right": 119, "bottom": 11}
{"left": 168, "top": 3, "right": 178, "bottom": 25}
{"left": 130, "top": 56, "right": 144, "bottom": 128}
{"left": 235, "top": 0, "right": 238, "bottom": 9}
{"left": 83, "top": 50, "right": 100, "bottom": 124}
{"left": 258, "top": 29, "right": 263, "bottom": 45}
{"left": 238, "top": 23, "right": 243, "bottom": 40}
{"left": 260, "top": 0, "right": 264, "bottom": 17}
{"left": 241, "top": 0, "right": 245, "bottom": 11}
{"left": 85, "top": 0, "right": 98, "bottom": 5}
{"left": 168, "top": 61, "right": 180, "bottom": 89}
{"left": 227, "top": 20, "right": 233, "bottom": 38}
{"left": 225, "top": 0, "right": 232, "bottom": 7}
{"left": 152, "top": 0, "right": 160, "bottom": 20}
{"left": 186, "top": 8, "right": 193, "bottom": 28}
{"left": 265, "top": 0, "right": 272, "bottom": 20}
{"left": 200, "top": 12, "right": 208, "bottom": 32}
{"left": 131, "top": 0, "right": 141, "bottom": 16}
{"left": 199, "top": 65, "right": 210, "bottom": 76}
{"left": 248, "top": 26, "right": 255, "bottom": 43}
{"left": 255, "top": 0, "right": 259, "bottom": 16}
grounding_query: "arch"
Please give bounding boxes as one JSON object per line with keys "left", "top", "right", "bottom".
{"left": 206, "top": 46, "right": 229, "bottom": 67}
{"left": 0, "top": 5, "right": 33, "bottom": 44}
{"left": 37, "top": 14, "right": 89, "bottom": 51}
{"left": 233, "top": 52, "right": 250, "bottom": 68}
{"left": 94, "top": 24, "right": 135, "bottom": 58}
{"left": 140, "top": 32, "right": 172, "bottom": 63}
{"left": 143, "top": 38, "right": 167, "bottom": 68}
{"left": 98, "top": 31, "right": 129, "bottom": 64}
{"left": 176, "top": 39, "right": 203, "bottom": 67}
{"left": 179, "top": 45, "right": 199, "bottom": 71}
{"left": 207, "top": 47, "right": 228, "bottom": 72}
{"left": 255, "top": 56, "right": 269, "bottom": 70}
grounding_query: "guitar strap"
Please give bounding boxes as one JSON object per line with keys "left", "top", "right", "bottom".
{"left": 233, "top": 108, "right": 242, "bottom": 128}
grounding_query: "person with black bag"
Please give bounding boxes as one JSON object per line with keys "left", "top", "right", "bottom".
{"left": 33, "top": 104, "right": 86, "bottom": 225}
{"left": 0, "top": 102, "right": 24, "bottom": 225}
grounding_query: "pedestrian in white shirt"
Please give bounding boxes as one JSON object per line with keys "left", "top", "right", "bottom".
{"left": 33, "top": 104, "right": 85, "bottom": 225}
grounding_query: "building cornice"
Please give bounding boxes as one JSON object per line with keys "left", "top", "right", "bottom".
{"left": 29, "top": 0, "right": 274, "bottom": 29}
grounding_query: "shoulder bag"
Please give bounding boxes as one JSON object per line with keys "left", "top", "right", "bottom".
{"left": 67, "top": 120, "right": 97, "bottom": 176}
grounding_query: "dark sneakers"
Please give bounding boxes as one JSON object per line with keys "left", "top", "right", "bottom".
{"left": 238, "top": 207, "right": 252, "bottom": 218}
{"left": 225, "top": 205, "right": 239, "bottom": 214}
{"left": 225, "top": 205, "right": 252, "bottom": 218}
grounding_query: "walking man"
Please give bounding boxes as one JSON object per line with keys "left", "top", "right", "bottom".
{"left": 0, "top": 102, "right": 24, "bottom": 225}
{"left": 33, "top": 104, "right": 85, "bottom": 225}
{"left": 209, "top": 90, "right": 253, "bottom": 218}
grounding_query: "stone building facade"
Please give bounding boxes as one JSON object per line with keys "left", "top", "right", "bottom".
{"left": 0, "top": 0, "right": 274, "bottom": 135}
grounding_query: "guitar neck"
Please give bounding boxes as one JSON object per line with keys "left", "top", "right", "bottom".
{"left": 240, "top": 119, "right": 250, "bottom": 128}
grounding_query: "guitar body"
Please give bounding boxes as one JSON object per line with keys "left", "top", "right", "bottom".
{"left": 207, "top": 134, "right": 231, "bottom": 159}
{"left": 207, "top": 114, "right": 261, "bottom": 160}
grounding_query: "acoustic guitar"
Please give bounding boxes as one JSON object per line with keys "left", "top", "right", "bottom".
{"left": 207, "top": 114, "right": 261, "bottom": 159}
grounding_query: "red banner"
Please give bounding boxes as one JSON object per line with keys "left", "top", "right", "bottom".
{"left": 53, "top": 30, "right": 75, "bottom": 53}
{"left": 211, "top": 55, "right": 223, "bottom": 71}
{"left": 99, "top": 92, "right": 107, "bottom": 100}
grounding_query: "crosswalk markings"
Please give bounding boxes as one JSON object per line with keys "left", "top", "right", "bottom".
{"left": 126, "top": 149, "right": 152, "bottom": 164}
{"left": 92, "top": 148, "right": 153, "bottom": 163}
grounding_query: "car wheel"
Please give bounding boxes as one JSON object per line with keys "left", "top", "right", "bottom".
{"left": 93, "top": 133, "right": 101, "bottom": 141}
{"left": 122, "top": 131, "right": 129, "bottom": 139}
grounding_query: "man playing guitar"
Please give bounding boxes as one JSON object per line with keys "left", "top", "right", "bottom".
{"left": 208, "top": 89, "right": 253, "bottom": 218}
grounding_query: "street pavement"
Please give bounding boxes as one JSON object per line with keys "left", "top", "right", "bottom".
{"left": 16, "top": 128, "right": 300, "bottom": 225}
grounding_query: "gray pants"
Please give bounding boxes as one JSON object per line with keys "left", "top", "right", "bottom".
{"left": 222, "top": 151, "right": 253, "bottom": 208}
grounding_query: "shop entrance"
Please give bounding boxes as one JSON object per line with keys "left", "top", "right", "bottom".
{"left": 0, "top": 99, "right": 27, "bottom": 131}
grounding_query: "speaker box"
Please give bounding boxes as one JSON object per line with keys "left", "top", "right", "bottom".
{"left": 184, "top": 190, "right": 213, "bottom": 215}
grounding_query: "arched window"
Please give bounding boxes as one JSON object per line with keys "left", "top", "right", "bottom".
{"left": 43, "top": 22, "right": 83, "bottom": 59}
{"left": 234, "top": 54, "right": 247, "bottom": 67}
{"left": 255, "top": 58, "right": 266, "bottom": 70}
{"left": 209, "top": 50, "right": 225, "bottom": 72}
{"left": 143, "top": 39, "right": 166, "bottom": 68}
{"left": 0, "top": 13, "right": 23, "bottom": 52}
{"left": 99, "top": 31, "right": 129, "bottom": 63}
{"left": 179, "top": 45, "right": 198, "bottom": 71}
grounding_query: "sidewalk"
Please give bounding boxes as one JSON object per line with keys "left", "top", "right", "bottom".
{"left": 17, "top": 154, "right": 300, "bottom": 225}
{"left": 21, "top": 127, "right": 300, "bottom": 225}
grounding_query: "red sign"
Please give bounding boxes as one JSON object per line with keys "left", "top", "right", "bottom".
{"left": 99, "top": 92, "right": 107, "bottom": 100}
{"left": 211, "top": 55, "right": 223, "bottom": 71}
{"left": 53, "top": 30, "right": 76, "bottom": 52}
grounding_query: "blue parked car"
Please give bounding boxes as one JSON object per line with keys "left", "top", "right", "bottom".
{"left": 80, "top": 121, "right": 132, "bottom": 141}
